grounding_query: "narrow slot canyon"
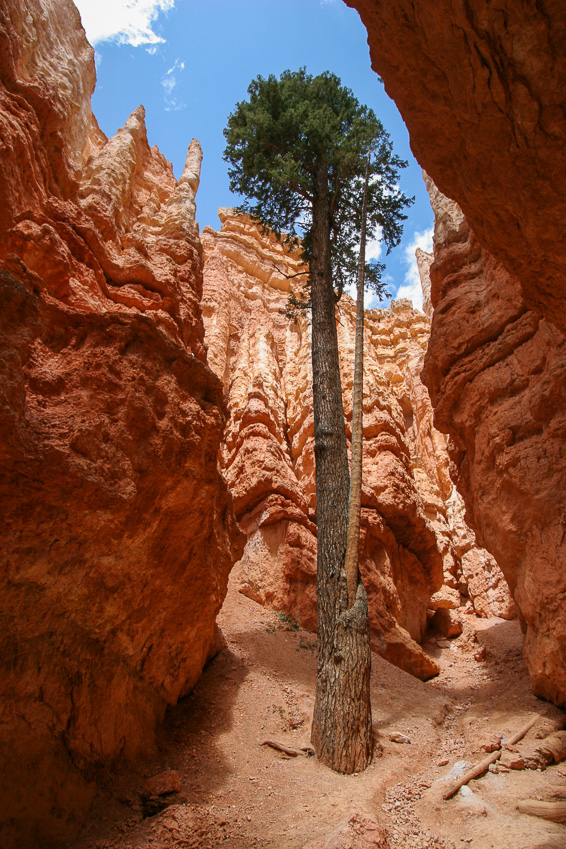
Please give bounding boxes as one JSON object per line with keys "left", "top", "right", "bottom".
{"left": 1, "top": 2, "right": 565, "bottom": 848}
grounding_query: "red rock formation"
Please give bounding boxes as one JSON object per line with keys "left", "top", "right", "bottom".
{"left": 345, "top": 0, "right": 566, "bottom": 331}
{"left": 0, "top": 2, "right": 242, "bottom": 846}
{"left": 421, "top": 179, "right": 566, "bottom": 707}
{"left": 347, "top": 0, "right": 565, "bottom": 709}
{"left": 401, "top": 331, "right": 515, "bottom": 624}
{"left": 202, "top": 212, "right": 513, "bottom": 682}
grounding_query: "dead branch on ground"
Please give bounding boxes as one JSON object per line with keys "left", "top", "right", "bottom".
{"left": 443, "top": 714, "right": 541, "bottom": 800}
{"left": 261, "top": 740, "right": 314, "bottom": 758}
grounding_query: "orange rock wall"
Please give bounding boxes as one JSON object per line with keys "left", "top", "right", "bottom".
{"left": 0, "top": 2, "right": 242, "bottom": 846}
{"left": 346, "top": 0, "right": 566, "bottom": 331}
{"left": 421, "top": 182, "right": 566, "bottom": 708}
{"left": 346, "top": 0, "right": 566, "bottom": 709}
{"left": 202, "top": 212, "right": 512, "bottom": 681}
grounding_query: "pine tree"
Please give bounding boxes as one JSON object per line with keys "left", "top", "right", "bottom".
{"left": 224, "top": 68, "right": 411, "bottom": 773}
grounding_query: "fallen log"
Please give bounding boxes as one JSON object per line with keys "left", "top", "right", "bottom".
{"left": 443, "top": 714, "right": 540, "bottom": 800}
{"left": 517, "top": 800, "right": 566, "bottom": 823}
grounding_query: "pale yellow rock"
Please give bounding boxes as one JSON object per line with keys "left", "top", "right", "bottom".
{"left": 416, "top": 247, "right": 433, "bottom": 318}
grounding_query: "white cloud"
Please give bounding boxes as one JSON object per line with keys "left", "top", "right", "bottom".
{"left": 343, "top": 226, "right": 383, "bottom": 303}
{"left": 344, "top": 281, "right": 356, "bottom": 300}
{"left": 368, "top": 272, "right": 394, "bottom": 309}
{"left": 395, "top": 227, "right": 433, "bottom": 312}
{"left": 165, "top": 58, "right": 184, "bottom": 75}
{"left": 161, "top": 57, "right": 186, "bottom": 111}
{"left": 74, "top": 0, "right": 174, "bottom": 47}
{"left": 365, "top": 225, "right": 383, "bottom": 264}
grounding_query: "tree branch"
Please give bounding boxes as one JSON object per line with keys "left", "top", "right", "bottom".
{"left": 271, "top": 261, "right": 309, "bottom": 280}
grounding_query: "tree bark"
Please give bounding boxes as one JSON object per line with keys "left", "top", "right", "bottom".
{"left": 344, "top": 154, "right": 370, "bottom": 608}
{"left": 310, "top": 162, "right": 372, "bottom": 774}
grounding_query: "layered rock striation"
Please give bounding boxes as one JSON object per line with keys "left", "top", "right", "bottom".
{"left": 0, "top": 2, "right": 242, "bottom": 846}
{"left": 202, "top": 211, "right": 512, "bottom": 683}
{"left": 347, "top": 0, "right": 566, "bottom": 711}
{"left": 421, "top": 180, "right": 566, "bottom": 708}
{"left": 346, "top": 0, "right": 566, "bottom": 332}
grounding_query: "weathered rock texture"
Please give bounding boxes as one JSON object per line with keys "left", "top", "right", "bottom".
{"left": 202, "top": 212, "right": 512, "bottom": 683}
{"left": 347, "top": 0, "right": 566, "bottom": 710}
{"left": 346, "top": 0, "right": 566, "bottom": 332}
{"left": 0, "top": 2, "right": 242, "bottom": 846}
{"left": 421, "top": 179, "right": 566, "bottom": 708}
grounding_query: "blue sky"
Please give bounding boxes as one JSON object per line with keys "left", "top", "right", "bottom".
{"left": 74, "top": 0, "right": 433, "bottom": 309}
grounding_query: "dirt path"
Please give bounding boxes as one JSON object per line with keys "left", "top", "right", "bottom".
{"left": 75, "top": 579, "right": 566, "bottom": 849}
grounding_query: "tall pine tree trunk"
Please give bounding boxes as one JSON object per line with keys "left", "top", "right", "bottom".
{"left": 345, "top": 153, "right": 370, "bottom": 606}
{"left": 310, "top": 163, "right": 373, "bottom": 775}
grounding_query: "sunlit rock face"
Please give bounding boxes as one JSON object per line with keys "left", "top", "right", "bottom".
{"left": 0, "top": 2, "right": 243, "bottom": 845}
{"left": 202, "top": 211, "right": 513, "bottom": 683}
{"left": 421, "top": 179, "right": 566, "bottom": 709}
{"left": 346, "top": 0, "right": 566, "bottom": 332}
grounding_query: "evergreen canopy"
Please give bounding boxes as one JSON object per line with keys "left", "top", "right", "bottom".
{"left": 223, "top": 68, "right": 412, "bottom": 300}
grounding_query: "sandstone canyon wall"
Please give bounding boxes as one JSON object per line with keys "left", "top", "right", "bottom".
{"left": 201, "top": 211, "right": 514, "bottom": 683}
{"left": 2, "top": 0, "right": 554, "bottom": 844}
{"left": 346, "top": 0, "right": 566, "bottom": 331}
{"left": 421, "top": 180, "right": 566, "bottom": 709}
{"left": 0, "top": 2, "right": 242, "bottom": 846}
{"left": 346, "top": 0, "right": 566, "bottom": 709}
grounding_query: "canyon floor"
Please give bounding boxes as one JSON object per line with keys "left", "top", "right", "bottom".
{"left": 75, "top": 572, "right": 565, "bottom": 849}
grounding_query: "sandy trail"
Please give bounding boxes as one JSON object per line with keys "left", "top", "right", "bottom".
{"left": 75, "top": 578, "right": 565, "bottom": 849}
